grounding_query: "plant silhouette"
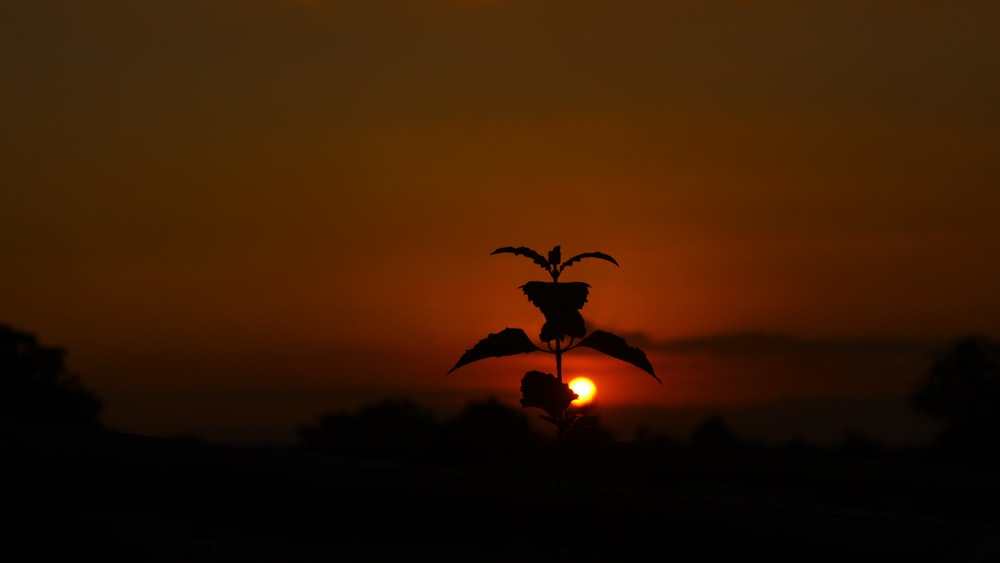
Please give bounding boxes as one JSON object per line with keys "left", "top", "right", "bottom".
{"left": 449, "top": 245, "right": 659, "bottom": 450}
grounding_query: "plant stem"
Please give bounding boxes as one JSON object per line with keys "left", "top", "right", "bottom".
{"left": 555, "top": 338, "right": 563, "bottom": 383}
{"left": 554, "top": 337, "right": 565, "bottom": 478}
{"left": 554, "top": 337, "right": 566, "bottom": 563}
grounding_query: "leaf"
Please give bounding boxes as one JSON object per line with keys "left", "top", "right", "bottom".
{"left": 448, "top": 328, "right": 540, "bottom": 373}
{"left": 520, "top": 370, "right": 578, "bottom": 418}
{"left": 547, "top": 245, "right": 561, "bottom": 266}
{"left": 576, "top": 330, "right": 660, "bottom": 383}
{"left": 559, "top": 251, "right": 620, "bottom": 272}
{"left": 491, "top": 246, "right": 549, "bottom": 270}
{"left": 520, "top": 282, "right": 590, "bottom": 342}
{"left": 520, "top": 281, "right": 590, "bottom": 310}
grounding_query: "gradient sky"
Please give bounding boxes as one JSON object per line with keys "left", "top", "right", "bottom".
{"left": 3, "top": 1, "right": 999, "bottom": 442}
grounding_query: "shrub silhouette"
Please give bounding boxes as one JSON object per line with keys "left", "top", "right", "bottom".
{"left": 298, "top": 397, "right": 543, "bottom": 467}
{"left": 439, "top": 397, "right": 544, "bottom": 466}
{"left": 690, "top": 415, "right": 742, "bottom": 450}
{"left": 298, "top": 399, "right": 438, "bottom": 462}
{"left": 910, "top": 335, "right": 1000, "bottom": 462}
{"left": 0, "top": 324, "right": 102, "bottom": 428}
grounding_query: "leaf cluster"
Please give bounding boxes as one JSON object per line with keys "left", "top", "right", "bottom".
{"left": 450, "top": 329, "right": 658, "bottom": 383}
{"left": 450, "top": 245, "right": 659, "bottom": 382}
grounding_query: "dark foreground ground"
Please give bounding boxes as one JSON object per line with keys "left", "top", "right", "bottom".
{"left": 4, "top": 423, "right": 1000, "bottom": 563}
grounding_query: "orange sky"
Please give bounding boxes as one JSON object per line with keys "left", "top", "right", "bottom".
{"left": 2, "top": 0, "right": 999, "bottom": 441}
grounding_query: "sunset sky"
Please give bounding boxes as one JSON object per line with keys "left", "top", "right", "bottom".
{"left": 3, "top": 1, "right": 998, "bottom": 443}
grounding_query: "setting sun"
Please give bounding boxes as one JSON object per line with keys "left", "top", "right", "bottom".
{"left": 569, "top": 377, "right": 596, "bottom": 406}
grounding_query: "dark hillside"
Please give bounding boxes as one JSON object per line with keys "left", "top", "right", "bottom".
{"left": 4, "top": 422, "right": 1000, "bottom": 562}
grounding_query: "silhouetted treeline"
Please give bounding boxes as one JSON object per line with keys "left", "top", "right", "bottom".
{"left": 5, "top": 325, "right": 1000, "bottom": 561}
{"left": 298, "top": 397, "right": 551, "bottom": 468}
{"left": 5, "top": 321, "right": 999, "bottom": 471}
{"left": 297, "top": 396, "right": 908, "bottom": 475}
{"left": 684, "top": 416, "right": 892, "bottom": 461}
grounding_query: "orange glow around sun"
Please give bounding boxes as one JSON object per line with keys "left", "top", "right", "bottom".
{"left": 569, "top": 377, "right": 596, "bottom": 406}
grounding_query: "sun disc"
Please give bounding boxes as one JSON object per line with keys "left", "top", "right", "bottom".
{"left": 569, "top": 377, "right": 596, "bottom": 405}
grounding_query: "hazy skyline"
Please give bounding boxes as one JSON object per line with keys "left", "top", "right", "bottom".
{"left": 3, "top": 1, "right": 998, "bottom": 441}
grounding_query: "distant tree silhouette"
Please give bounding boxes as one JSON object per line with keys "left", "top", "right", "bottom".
{"left": 909, "top": 336, "right": 1000, "bottom": 461}
{"left": 0, "top": 324, "right": 102, "bottom": 428}
{"left": 690, "top": 415, "right": 742, "bottom": 450}
{"left": 562, "top": 410, "right": 614, "bottom": 469}
{"left": 835, "top": 429, "right": 886, "bottom": 460}
{"left": 299, "top": 397, "right": 550, "bottom": 467}
{"left": 298, "top": 399, "right": 439, "bottom": 463}
{"left": 439, "top": 397, "right": 543, "bottom": 466}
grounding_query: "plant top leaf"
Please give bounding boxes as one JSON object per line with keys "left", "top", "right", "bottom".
{"left": 448, "top": 328, "right": 540, "bottom": 374}
{"left": 576, "top": 330, "right": 660, "bottom": 383}
{"left": 547, "top": 245, "right": 561, "bottom": 266}
{"left": 492, "top": 245, "right": 618, "bottom": 281}
{"left": 491, "top": 247, "right": 549, "bottom": 270}
{"left": 560, "top": 251, "right": 619, "bottom": 272}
